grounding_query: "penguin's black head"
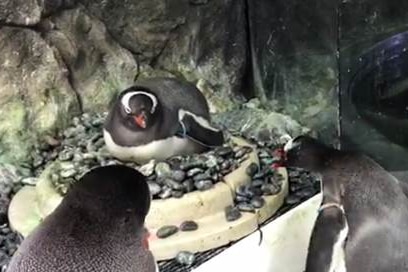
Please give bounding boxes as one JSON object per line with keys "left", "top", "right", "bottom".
{"left": 282, "top": 135, "right": 333, "bottom": 171}
{"left": 118, "top": 87, "right": 159, "bottom": 130}
{"left": 64, "top": 165, "right": 151, "bottom": 225}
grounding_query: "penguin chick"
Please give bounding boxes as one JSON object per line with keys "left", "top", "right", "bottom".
{"left": 7, "top": 165, "right": 158, "bottom": 272}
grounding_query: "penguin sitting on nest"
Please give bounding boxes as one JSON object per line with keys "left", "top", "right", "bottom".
{"left": 6, "top": 165, "right": 158, "bottom": 272}
{"left": 104, "top": 77, "right": 224, "bottom": 163}
{"left": 281, "top": 135, "right": 408, "bottom": 272}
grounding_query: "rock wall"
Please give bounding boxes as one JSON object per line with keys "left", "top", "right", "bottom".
{"left": 0, "top": 0, "right": 248, "bottom": 165}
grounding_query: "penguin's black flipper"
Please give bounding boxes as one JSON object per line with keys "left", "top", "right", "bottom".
{"left": 176, "top": 109, "right": 224, "bottom": 148}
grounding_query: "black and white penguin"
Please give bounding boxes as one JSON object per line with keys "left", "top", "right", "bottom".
{"left": 7, "top": 165, "right": 159, "bottom": 272}
{"left": 282, "top": 135, "right": 408, "bottom": 272}
{"left": 103, "top": 77, "right": 224, "bottom": 163}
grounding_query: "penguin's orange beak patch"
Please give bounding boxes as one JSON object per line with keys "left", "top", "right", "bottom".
{"left": 134, "top": 114, "right": 146, "bottom": 128}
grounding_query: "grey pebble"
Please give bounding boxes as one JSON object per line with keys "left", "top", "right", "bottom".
{"left": 237, "top": 202, "right": 255, "bottom": 213}
{"left": 245, "top": 162, "right": 259, "bottom": 177}
{"left": 176, "top": 251, "right": 195, "bottom": 266}
{"left": 171, "top": 170, "right": 186, "bottom": 182}
{"left": 225, "top": 205, "right": 242, "bottom": 222}
{"left": 286, "top": 195, "right": 301, "bottom": 205}
{"left": 148, "top": 182, "right": 161, "bottom": 196}
{"left": 164, "top": 178, "right": 184, "bottom": 190}
{"left": 251, "top": 196, "right": 265, "bottom": 209}
{"left": 157, "top": 225, "right": 179, "bottom": 239}
{"left": 186, "top": 168, "right": 204, "bottom": 177}
{"left": 193, "top": 172, "right": 212, "bottom": 182}
{"left": 183, "top": 179, "right": 195, "bottom": 192}
{"left": 60, "top": 169, "right": 76, "bottom": 178}
{"left": 171, "top": 190, "right": 184, "bottom": 198}
{"left": 180, "top": 221, "right": 198, "bottom": 231}
{"left": 194, "top": 179, "right": 213, "bottom": 191}
{"left": 155, "top": 162, "right": 172, "bottom": 179}
{"left": 262, "top": 183, "right": 281, "bottom": 196}
{"left": 159, "top": 187, "right": 172, "bottom": 199}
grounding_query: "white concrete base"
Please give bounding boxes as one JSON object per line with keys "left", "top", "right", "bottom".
{"left": 193, "top": 193, "right": 322, "bottom": 272}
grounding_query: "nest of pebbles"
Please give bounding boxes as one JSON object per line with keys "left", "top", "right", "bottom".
{"left": 0, "top": 112, "right": 321, "bottom": 271}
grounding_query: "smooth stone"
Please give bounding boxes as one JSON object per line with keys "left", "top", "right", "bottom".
{"left": 157, "top": 225, "right": 179, "bottom": 239}
{"left": 138, "top": 161, "right": 156, "bottom": 176}
{"left": 193, "top": 172, "right": 212, "bottom": 182}
{"left": 238, "top": 154, "right": 250, "bottom": 164}
{"left": 176, "top": 251, "right": 195, "bottom": 266}
{"left": 261, "top": 183, "right": 281, "bottom": 196}
{"left": 180, "top": 161, "right": 206, "bottom": 171}
{"left": 237, "top": 202, "right": 255, "bottom": 213}
{"left": 216, "top": 146, "right": 233, "bottom": 157}
{"left": 60, "top": 169, "right": 76, "bottom": 178}
{"left": 21, "top": 177, "right": 37, "bottom": 185}
{"left": 225, "top": 205, "right": 242, "bottom": 222}
{"left": 171, "top": 170, "right": 186, "bottom": 182}
{"left": 205, "top": 155, "right": 218, "bottom": 168}
{"left": 250, "top": 186, "right": 263, "bottom": 196}
{"left": 58, "top": 150, "right": 73, "bottom": 161}
{"left": 245, "top": 162, "right": 259, "bottom": 177}
{"left": 164, "top": 178, "right": 184, "bottom": 190}
{"left": 235, "top": 185, "right": 246, "bottom": 197}
{"left": 186, "top": 168, "right": 204, "bottom": 177}
{"left": 220, "top": 160, "right": 231, "bottom": 170}
{"left": 148, "top": 182, "right": 161, "bottom": 196}
{"left": 159, "top": 187, "right": 172, "bottom": 199}
{"left": 295, "top": 188, "right": 315, "bottom": 198}
{"left": 194, "top": 179, "right": 213, "bottom": 191}
{"left": 286, "top": 194, "right": 301, "bottom": 205}
{"left": 155, "top": 162, "right": 172, "bottom": 179}
{"left": 234, "top": 148, "right": 246, "bottom": 159}
{"left": 180, "top": 220, "right": 198, "bottom": 231}
{"left": 171, "top": 190, "right": 184, "bottom": 198}
{"left": 251, "top": 196, "right": 265, "bottom": 209}
{"left": 183, "top": 179, "right": 195, "bottom": 192}
{"left": 251, "top": 178, "right": 264, "bottom": 188}
{"left": 235, "top": 195, "right": 249, "bottom": 203}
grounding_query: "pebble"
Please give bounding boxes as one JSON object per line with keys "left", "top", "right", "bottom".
{"left": 171, "top": 170, "right": 186, "bottom": 182}
{"left": 159, "top": 187, "right": 172, "bottom": 199}
{"left": 183, "top": 179, "right": 195, "bottom": 193}
{"left": 164, "top": 178, "right": 184, "bottom": 190}
{"left": 180, "top": 161, "right": 205, "bottom": 171}
{"left": 225, "top": 205, "right": 242, "bottom": 222}
{"left": 261, "top": 183, "right": 281, "bottom": 196}
{"left": 251, "top": 196, "right": 265, "bottom": 209}
{"left": 216, "top": 146, "right": 233, "bottom": 157}
{"left": 235, "top": 195, "right": 249, "bottom": 203}
{"left": 194, "top": 179, "right": 213, "bottom": 191}
{"left": 186, "top": 168, "right": 204, "bottom": 177}
{"left": 176, "top": 251, "right": 195, "bottom": 266}
{"left": 171, "top": 190, "right": 184, "bottom": 198}
{"left": 21, "top": 177, "right": 37, "bottom": 185}
{"left": 245, "top": 162, "right": 258, "bottom": 177}
{"left": 180, "top": 220, "right": 198, "bottom": 231}
{"left": 155, "top": 162, "right": 172, "bottom": 179}
{"left": 148, "top": 182, "right": 161, "bottom": 196}
{"left": 156, "top": 225, "right": 179, "bottom": 239}
{"left": 193, "top": 172, "right": 212, "bottom": 182}
{"left": 237, "top": 202, "right": 255, "bottom": 213}
{"left": 286, "top": 194, "right": 301, "bottom": 205}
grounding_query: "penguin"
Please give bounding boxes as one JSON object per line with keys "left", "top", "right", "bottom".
{"left": 6, "top": 165, "right": 159, "bottom": 272}
{"left": 103, "top": 77, "right": 224, "bottom": 163}
{"left": 282, "top": 135, "right": 408, "bottom": 272}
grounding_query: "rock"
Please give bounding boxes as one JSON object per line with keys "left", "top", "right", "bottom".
{"left": 194, "top": 179, "right": 213, "bottom": 191}
{"left": 237, "top": 202, "right": 255, "bottom": 213}
{"left": 213, "top": 108, "right": 312, "bottom": 144}
{"left": 216, "top": 146, "right": 233, "bottom": 157}
{"left": 171, "top": 190, "right": 184, "bottom": 198}
{"left": 186, "top": 167, "right": 204, "bottom": 177}
{"left": 183, "top": 179, "right": 195, "bottom": 193}
{"left": 0, "top": 27, "right": 80, "bottom": 164}
{"left": 193, "top": 171, "right": 212, "bottom": 182}
{"left": 159, "top": 187, "right": 172, "bottom": 199}
{"left": 43, "top": 6, "right": 137, "bottom": 113}
{"left": 81, "top": 0, "right": 248, "bottom": 112}
{"left": 164, "top": 178, "right": 184, "bottom": 191}
{"left": 261, "top": 183, "right": 281, "bottom": 196}
{"left": 251, "top": 196, "right": 265, "bottom": 209}
{"left": 286, "top": 195, "right": 301, "bottom": 205}
{"left": 170, "top": 170, "right": 186, "bottom": 182}
{"left": 155, "top": 162, "right": 172, "bottom": 179}
{"left": 0, "top": 0, "right": 42, "bottom": 25}
{"left": 147, "top": 182, "right": 161, "bottom": 196}
{"left": 156, "top": 225, "right": 179, "bottom": 239}
{"left": 176, "top": 251, "right": 195, "bottom": 266}
{"left": 245, "top": 162, "right": 259, "bottom": 177}
{"left": 225, "top": 205, "right": 241, "bottom": 222}
{"left": 180, "top": 220, "right": 199, "bottom": 231}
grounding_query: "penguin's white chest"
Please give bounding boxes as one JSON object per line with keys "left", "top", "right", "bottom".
{"left": 103, "top": 129, "right": 199, "bottom": 163}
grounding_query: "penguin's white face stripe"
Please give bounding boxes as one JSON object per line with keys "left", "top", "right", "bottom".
{"left": 178, "top": 109, "right": 220, "bottom": 132}
{"left": 328, "top": 208, "right": 348, "bottom": 272}
{"left": 283, "top": 137, "right": 300, "bottom": 152}
{"left": 121, "top": 91, "right": 158, "bottom": 114}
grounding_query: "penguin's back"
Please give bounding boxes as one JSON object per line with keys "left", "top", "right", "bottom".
{"left": 136, "top": 77, "right": 210, "bottom": 118}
